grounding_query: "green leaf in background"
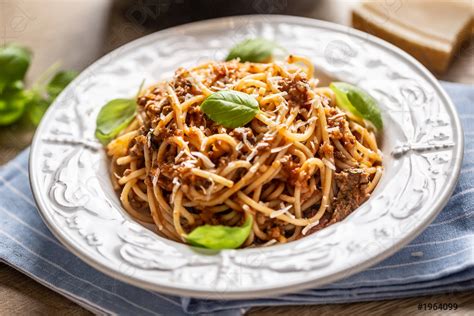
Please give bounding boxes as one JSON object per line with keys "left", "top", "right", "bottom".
{"left": 186, "top": 215, "right": 253, "bottom": 250}
{"left": 200, "top": 90, "right": 259, "bottom": 128}
{"left": 0, "top": 43, "right": 77, "bottom": 127}
{"left": 26, "top": 95, "right": 50, "bottom": 126}
{"left": 25, "top": 70, "right": 78, "bottom": 126}
{"left": 46, "top": 70, "right": 78, "bottom": 100}
{"left": 95, "top": 98, "right": 136, "bottom": 145}
{"left": 0, "top": 84, "right": 31, "bottom": 126}
{"left": 226, "top": 38, "right": 282, "bottom": 63}
{"left": 329, "top": 82, "right": 383, "bottom": 130}
{"left": 0, "top": 44, "right": 32, "bottom": 92}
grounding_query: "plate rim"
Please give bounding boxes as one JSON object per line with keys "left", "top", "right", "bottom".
{"left": 29, "top": 14, "right": 464, "bottom": 299}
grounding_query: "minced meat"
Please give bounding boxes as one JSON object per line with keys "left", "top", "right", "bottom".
{"left": 331, "top": 168, "right": 369, "bottom": 222}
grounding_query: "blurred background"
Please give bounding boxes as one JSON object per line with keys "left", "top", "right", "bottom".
{"left": 0, "top": 0, "right": 473, "bottom": 314}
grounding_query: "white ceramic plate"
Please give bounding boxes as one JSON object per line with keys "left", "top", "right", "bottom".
{"left": 29, "top": 15, "right": 463, "bottom": 299}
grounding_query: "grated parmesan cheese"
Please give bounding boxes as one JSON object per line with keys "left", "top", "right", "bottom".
{"left": 302, "top": 220, "right": 320, "bottom": 235}
{"left": 170, "top": 177, "right": 181, "bottom": 203}
{"left": 199, "top": 185, "right": 208, "bottom": 196}
{"left": 174, "top": 149, "right": 186, "bottom": 163}
{"left": 261, "top": 239, "right": 278, "bottom": 247}
{"left": 147, "top": 129, "right": 154, "bottom": 148}
{"left": 328, "top": 112, "right": 345, "bottom": 120}
{"left": 270, "top": 203, "right": 293, "bottom": 218}
{"left": 181, "top": 160, "right": 196, "bottom": 168}
{"left": 191, "top": 151, "right": 215, "bottom": 169}
{"left": 246, "top": 142, "right": 268, "bottom": 162}
{"left": 294, "top": 117, "right": 317, "bottom": 130}
{"left": 262, "top": 129, "right": 278, "bottom": 142}
{"left": 307, "top": 101, "right": 315, "bottom": 117}
{"left": 270, "top": 143, "right": 292, "bottom": 153}
{"left": 206, "top": 178, "right": 215, "bottom": 200}
{"left": 326, "top": 127, "right": 339, "bottom": 133}
{"left": 152, "top": 169, "right": 160, "bottom": 186}
{"left": 322, "top": 157, "right": 336, "bottom": 170}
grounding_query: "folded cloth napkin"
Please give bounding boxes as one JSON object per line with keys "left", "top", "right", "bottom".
{"left": 0, "top": 82, "right": 472, "bottom": 315}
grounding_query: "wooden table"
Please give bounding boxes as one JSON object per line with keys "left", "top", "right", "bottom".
{"left": 1, "top": 0, "right": 473, "bottom": 314}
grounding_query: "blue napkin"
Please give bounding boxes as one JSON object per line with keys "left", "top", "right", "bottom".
{"left": 0, "top": 82, "right": 472, "bottom": 315}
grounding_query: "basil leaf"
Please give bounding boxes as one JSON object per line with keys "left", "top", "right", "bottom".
{"left": 23, "top": 70, "right": 78, "bottom": 126}
{"left": 186, "top": 216, "right": 253, "bottom": 250}
{"left": 95, "top": 98, "right": 136, "bottom": 144}
{"left": 0, "top": 84, "right": 30, "bottom": 125}
{"left": 26, "top": 95, "right": 49, "bottom": 126}
{"left": 200, "top": 90, "right": 259, "bottom": 128}
{"left": 226, "top": 38, "right": 281, "bottom": 63}
{"left": 329, "top": 82, "right": 383, "bottom": 130}
{"left": 0, "top": 44, "right": 32, "bottom": 92}
{"left": 47, "top": 70, "right": 78, "bottom": 100}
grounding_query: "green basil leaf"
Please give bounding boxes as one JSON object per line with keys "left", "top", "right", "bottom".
{"left": 47, "top": 70, "right": 78, "bottom": 100}
{"left": 0, "top": 84, "right": 30, "bottom": 125}
{"left": 200, "top": 90, "right": 259, "bottom": 128}
{"left": 226, "top": 38, "right": 281, "bottom": 63}
{"left": 95, "top": 98, "right": 136, "bottom": 144}
{"left": 26, "top": 94, "right": 50, "bottom": 126}
{"left": 186, "top": 216, "right": 253, "bottom": 250}
{"left": 329, "top": 82, "right": 383, "bottom": 130}
{"left": 6, "top": 80, "right": 25, "bottom": 91}
{"left": 0, "top": 44, "right": 32, "bottom": 92}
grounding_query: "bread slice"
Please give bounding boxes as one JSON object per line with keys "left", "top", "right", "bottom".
{"left": 352, "top": 0, "right": 472, "bottom": 74}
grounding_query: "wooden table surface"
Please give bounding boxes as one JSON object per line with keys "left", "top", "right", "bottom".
{"left": 1, "top": 0, "right": 473, "bottom": 315}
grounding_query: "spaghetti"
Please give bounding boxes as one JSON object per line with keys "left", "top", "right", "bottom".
{"left": 106, "top": 56, "right": 383, "bottom": 246}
